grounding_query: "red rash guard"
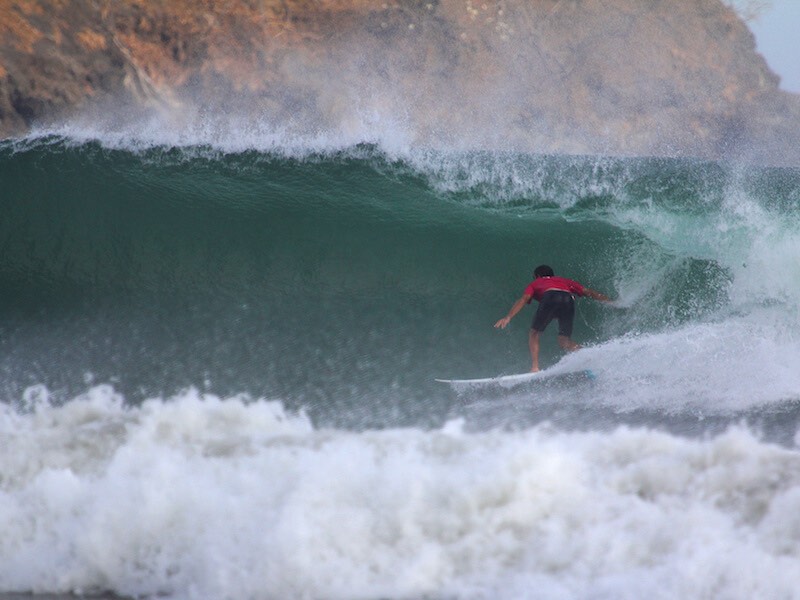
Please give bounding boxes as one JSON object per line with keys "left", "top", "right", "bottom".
{"left": 524, "top": 276, "right": 585, "bottom": 303}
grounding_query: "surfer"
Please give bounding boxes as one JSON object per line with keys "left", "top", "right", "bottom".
{"left": 494, "top": 265, "right": 612, "bottom": 372}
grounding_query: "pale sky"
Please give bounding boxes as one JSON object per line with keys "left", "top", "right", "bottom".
{"left": 748, "top": 0, "right": 800, "bottom": 93}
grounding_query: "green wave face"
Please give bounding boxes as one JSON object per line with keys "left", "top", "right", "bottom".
{"left": 1, "top": 139, "right": 799, "bottom": 426}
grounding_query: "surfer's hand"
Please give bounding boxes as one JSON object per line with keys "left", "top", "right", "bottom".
{"left": 494, "top": 317, "right": 510, "bottom": 329}
{"left": 604, "top": 299, "right": 625, "bottom": 308}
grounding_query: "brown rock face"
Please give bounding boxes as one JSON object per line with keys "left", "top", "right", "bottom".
{"left": 1, "top": 0, "right": 799, "bottom": 164}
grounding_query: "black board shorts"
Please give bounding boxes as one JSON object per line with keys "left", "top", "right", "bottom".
{"left": 531, "top": 290, "right": 576, "bottom": 337}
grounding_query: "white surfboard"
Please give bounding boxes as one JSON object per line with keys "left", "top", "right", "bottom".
{"left": 435, "top": 367, "right": 595, "bottom": 387}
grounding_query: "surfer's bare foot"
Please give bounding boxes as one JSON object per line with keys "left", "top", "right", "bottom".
{"left": 530, "top": 367, "right": 540, "bottom": 373}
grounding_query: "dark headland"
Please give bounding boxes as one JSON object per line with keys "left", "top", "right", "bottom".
{"left": 1, "top": 0, "right": 799, "bottom": 165}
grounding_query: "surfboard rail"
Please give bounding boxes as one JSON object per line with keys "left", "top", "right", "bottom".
{"left": 435, "top": 368, "right": 596, "bottom": 387}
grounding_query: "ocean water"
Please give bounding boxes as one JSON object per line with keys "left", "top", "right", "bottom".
{"left": 1, "top": 128, "right": 800, "bottom": 599}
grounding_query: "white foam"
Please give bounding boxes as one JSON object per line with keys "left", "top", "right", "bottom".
{"left": 549, "top": 309, "right": 800, "bottom": 415}
{"left": 608, "top": 175, "right": 800, "bottom": 308}
{"left": 2, "top": 388, "right": 800, "bottom": 598}
{"left": 28, "top": 101, "right": 417, "bottom": 159}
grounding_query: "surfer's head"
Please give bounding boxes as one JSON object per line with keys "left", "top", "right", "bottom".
{"left": 533, "top": 265, "right": 554, "bottom": 278}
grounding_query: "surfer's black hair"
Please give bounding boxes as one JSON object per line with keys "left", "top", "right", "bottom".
{"left": 533, "top": 265, "right": 554, "bottom": 278}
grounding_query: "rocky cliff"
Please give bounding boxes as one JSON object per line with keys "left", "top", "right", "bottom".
{"left": 1, "top": 0, "right": 799, "bottom": 164}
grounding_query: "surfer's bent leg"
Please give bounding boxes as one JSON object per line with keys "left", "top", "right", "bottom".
{"left": 528, "top": 329, "right": 541, "bottom": 372}
{"left": 530, "top": 300, "right": 554, "bottom": 373}
{"left": 530, "top": 291, "right": 565, "bottom": 372}
{"left": 555, "top": 293, "right": 580, "bottom": 351}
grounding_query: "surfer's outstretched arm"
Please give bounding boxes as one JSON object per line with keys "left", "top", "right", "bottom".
{"left": 583, "top": 288, "right": 612, "bottom": 302}
{"left": 494, "top": 294, "right": 532, "bottom": 328}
